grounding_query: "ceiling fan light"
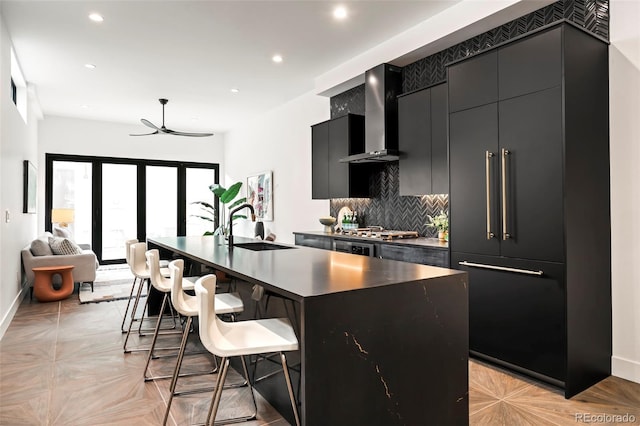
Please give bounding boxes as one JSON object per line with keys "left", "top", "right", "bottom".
{"left": 272, "top": 54, "right": 283, "bottom": 63}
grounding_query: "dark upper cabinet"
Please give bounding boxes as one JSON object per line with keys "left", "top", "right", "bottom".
{"left": 448, "top": 50, "right": 497, "bottom": 113}
{"left": 311, "top": 114, "right": 368, "bottom": 199}
{"left": 448, "top": 23, "right": 610, "bottom": 398}
{"left": 398, "top": 82, "right": 448, "bottom": 196}
{"left": 311, "top": 122, "right": 330, "bottom": 199}
{"left": 499, "top": 27, "right": 562, "bottom": 100}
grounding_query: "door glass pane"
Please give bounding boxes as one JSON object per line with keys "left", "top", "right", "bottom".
{"left": 186, "top": 168, "right": 217, "bottom": 236}
{"left": 102, "top": 164, "right": 137, "bottom": 260}
{"left": 52, "top": 161, "right": 92, "bottom": 245}
{"left": 146, "top": 166, "right": 177, "bottom": 238}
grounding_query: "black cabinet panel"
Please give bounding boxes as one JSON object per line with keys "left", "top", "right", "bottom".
{"left": 295, "top": 234, "right": 333, "bottom": 250}
{"left": 311, "top": 122, "right": 329, "bottom": 199}
{"left": 431, "top": 83, "right": 449, "bottom": 194}
{"left": 453, "top": 252, "right": 566, "bottom": 382}
{"left": 499, "top": 87, "right": 564, "bottom": 262}
{"left": 398, "top": 82, "right": 448, "bottom": 196}
{"left": 328, "top": 116, "right": 351, "bottom": 198}
{"left": 379, "top": 244, "right": 449, "bottom": 268}
{"left": 398, "top": 88, "right": 431, "bottom": 196}
{"left": 499, "top": 27, "right": 562, "bottom": 101}
{"left": 449, "top": 103, "right": 500, "bottom": 256}
{"left": 448, "top": 51, "right": 497, "bottom": 112}
{"left": 311, "top": 114, "right": 367, "bottom": 199}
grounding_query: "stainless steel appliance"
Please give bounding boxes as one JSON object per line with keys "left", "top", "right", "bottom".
{"left": 334, "top": 240, "right": 376, "bottom": 257}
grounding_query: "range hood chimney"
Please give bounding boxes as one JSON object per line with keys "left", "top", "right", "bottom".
{"left": 340, "top": 63, "right": 403, "bottom": 163}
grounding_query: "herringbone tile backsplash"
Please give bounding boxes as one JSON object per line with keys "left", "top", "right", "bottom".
{"left": 330, "top": 163, "right": 448, "bottom": 238}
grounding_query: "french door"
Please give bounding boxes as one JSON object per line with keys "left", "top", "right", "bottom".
{"left": 45, "top": 154, "right": 219, "bottom": 264}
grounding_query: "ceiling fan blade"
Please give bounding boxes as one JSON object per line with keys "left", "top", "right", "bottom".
{"left": 141, "top": 118, "right": 160, "bottom": 130}
{"left": 164, "top": 128, "right": 214, "bottom": 137}
{"left": 129, "top": 130, "right": 159, "bottom": 136}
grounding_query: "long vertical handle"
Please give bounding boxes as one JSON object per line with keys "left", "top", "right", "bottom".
{"left": 485, "top": 151, "right": 495, "bottom": 240}
{"left": 501, "top": 148, "right": 511, "bottom": 240}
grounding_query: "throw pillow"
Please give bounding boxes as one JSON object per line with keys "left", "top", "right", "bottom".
{"left": 53, "top": 226, "right": 72, "bottom": 239}
{"left": 48, "top": 236, "right": 83, "bottom": 256}
{"left": 30, "top": 238, "right": 53, "bottom": 256}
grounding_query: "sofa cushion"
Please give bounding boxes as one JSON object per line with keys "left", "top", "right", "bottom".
{"left": 48, "top": 236, "right": 83, "bottom": 255}
{"left": 30, "top": 239, "right": 54, "bottom": 256}
{"left": 53, "top": 226, "right": 72, "bottom": 239}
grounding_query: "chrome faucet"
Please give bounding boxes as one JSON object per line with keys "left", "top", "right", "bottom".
{"left": 228, "top": 203, "right": 256, "bottom": 246}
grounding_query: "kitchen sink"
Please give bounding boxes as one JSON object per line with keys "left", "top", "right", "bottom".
{"left": 232, "top": 242, "right": 296, "bottom": 251}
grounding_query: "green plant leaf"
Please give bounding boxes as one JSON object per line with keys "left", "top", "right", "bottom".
{"left": 203, "top": 231, "right": 214, "bottom": 236}
{"left": 231, "top": 214, "right": 247, "bottom": 221}
{"left": 209, "top": 184, "right": 227, "bottom": 198}
{"left": 191, "top": 201, "right": 215, "bottom": 210}
{"left": 220, "top": 182, "right": 242, "bottom": 204}
{"left": 228, "top": 197, "right": 247, "bottom": 210}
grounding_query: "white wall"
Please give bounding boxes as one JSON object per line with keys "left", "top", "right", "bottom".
{"left": 609, "top": 0, "right": 640, "bottom": 383}
{"left": 38, "top": 115, "right": 226, "bottom": 234}
{"left": 223, "top": 91, "right": 329, "bottom": 244}
{"left": 0, "top": 14, "right": 39, "bottom": 338}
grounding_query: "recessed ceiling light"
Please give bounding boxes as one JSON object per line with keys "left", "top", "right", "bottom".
{"left": 84, "top": 63, "right": 96, "bottom": 69}
{"left": 333, "top": 6, "right": 348, "bottom": 20}
{"left": 230, "top": 88, "right": 239, "bottom": 93}
{"left": 272, "top": 54, "right": 283, "bottom": 63}
{"left": 88, "top": 13, "right": 104, "bottom": 22}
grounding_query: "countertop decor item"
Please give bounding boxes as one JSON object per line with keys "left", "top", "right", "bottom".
{"left": 319, "top": 216, "right": 336, "bottom": 233}
{"left": 427, "top": 210, "right": 449, "bottom": 241}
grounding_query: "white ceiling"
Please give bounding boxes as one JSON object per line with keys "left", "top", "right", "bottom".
{"left": 1, "top": 0, "right": 464, "bottom": 134}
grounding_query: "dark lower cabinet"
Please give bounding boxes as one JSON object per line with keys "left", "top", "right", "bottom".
{"left": 448, "top": 23, "right": 610, "bottom": 398}
{"left": 379, "top": 244, "right": 449, "bottom": 268}
{"left": 453, "top": 253, "right": 565, "bottom": 382}
{"left": 293, "top": 233, "right": 333, "bottom": 250}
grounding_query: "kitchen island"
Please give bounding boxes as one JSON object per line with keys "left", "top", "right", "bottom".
{"left": 148, "top": 235, "right": 468, "bottom": 426}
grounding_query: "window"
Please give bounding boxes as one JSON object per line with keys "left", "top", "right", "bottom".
{"left": 46, "top": 154, "right": 219, "bottom": 264}
{"left": 11, "top": 78, "right": 17, "bottom": 106}
{"left": 10, "top": 48, "right": 27, "bottom": 122}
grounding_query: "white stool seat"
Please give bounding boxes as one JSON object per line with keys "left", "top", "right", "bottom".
{"left": 206, "top": 318, "right": 298, "bottom": 358}
{"left": 195, "top": 275, "right": 300, "bottom": 426}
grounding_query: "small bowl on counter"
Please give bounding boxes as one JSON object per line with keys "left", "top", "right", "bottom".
{"left": 319, "top": 216, "right": 337, "bottom": 233}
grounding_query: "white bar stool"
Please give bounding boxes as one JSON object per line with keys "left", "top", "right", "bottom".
{"left": 120, "top": 238, "right": 139, "bottom": 333}
{"left": 195, "top": 275, "right": 301, "bottom": 426}
{"left": 123, "top": 242, "right": 173, "bottom": 353}
{"left": 162, "top": 259, "right": 244, "bottom": 425}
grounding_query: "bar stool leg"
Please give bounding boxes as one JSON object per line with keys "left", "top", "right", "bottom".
{"left": 143, "top": 292, "right": 169, "bottom": 380}
{"left": 280, "top": 352, "right": 301, "bottom": 426}
{"left": 124, "top": 277, "right": 147, "bottom": 352}
{"left": 206, "top": 357, "right": 230, "bottom": 426}
{"left": 120, "top": 276, "right": 139, "bottom": 333}
{"left": 162, "top": 315, "right": 192, "bottom": 426}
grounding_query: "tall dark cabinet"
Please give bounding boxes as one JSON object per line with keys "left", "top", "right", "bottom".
{"left": 398, "top": 82, "right": 448, "bottom": 195}
{"left": 448, "top": 22, "right": 610, "bottom": 398}
{"left": 311, "top": 114, "right": 369, "bottom": 199}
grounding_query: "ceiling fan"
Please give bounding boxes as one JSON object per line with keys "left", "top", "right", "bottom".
{"left": 130, "top": 98, "right": 214, "bottom": 137}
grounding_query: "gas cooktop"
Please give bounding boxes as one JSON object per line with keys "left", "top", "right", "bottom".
{"left": 339, "top": 227, "right": 419, "bottom": 241}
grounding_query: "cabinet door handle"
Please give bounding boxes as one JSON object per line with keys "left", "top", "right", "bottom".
{"left": 458, "top": 261, "right": 543, "bottom": 276}
{"left": 485, "top": 151, "right": 495, "bottom": 240}
{"left": 501, "top": 148, "right": 511, "bottom": 240}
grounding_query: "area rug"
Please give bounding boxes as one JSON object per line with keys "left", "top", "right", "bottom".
{"left": 79, "top": 264, "right": 146, "bottom": 304}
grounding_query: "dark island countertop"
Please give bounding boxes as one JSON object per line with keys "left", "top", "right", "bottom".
{"left": 149, "top": 235, "right": 461, "bottom": 301}
{"left": 147, "top": 234, "right": 468, "bottom": 426}
{"left": 293, "top": 231, "right": 449, "bottom": 249}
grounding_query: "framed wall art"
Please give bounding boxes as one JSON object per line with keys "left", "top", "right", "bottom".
{"left": 23, "top": 160, "right": 37, "bottom": 214}
{"left": 246, "top": 171, "right": 273, "bottom": 221}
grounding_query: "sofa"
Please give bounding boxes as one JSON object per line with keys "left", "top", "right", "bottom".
{"left": 21, "top": 231, "right": 98, "bottom": 293}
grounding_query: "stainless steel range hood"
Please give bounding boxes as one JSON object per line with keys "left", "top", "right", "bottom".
{"left": 340, "top": 63, "right": 403, "bottom": 163}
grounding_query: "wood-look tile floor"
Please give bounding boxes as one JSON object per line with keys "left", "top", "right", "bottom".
{"left": 2, "top": 294, "right": 639, "bottom": 425}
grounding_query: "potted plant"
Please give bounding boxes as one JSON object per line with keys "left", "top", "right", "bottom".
{"left": 427, "top": 210, "right": 449, "bottom": 242}
{"left": 191, "top": 181, "right": 247, "bottom": 236}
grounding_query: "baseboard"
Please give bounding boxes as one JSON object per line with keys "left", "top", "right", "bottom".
{"left": 0, "top": 284, "right": 29, "bottom": 340}
{"left": 612, "top": 355, "right": 640, "bottom": 384}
